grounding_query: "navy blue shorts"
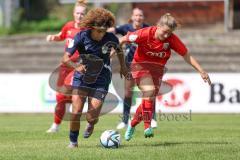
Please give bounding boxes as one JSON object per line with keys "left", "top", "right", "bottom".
{"left": 71, "top": 70, "right": 111, "bottom": 101}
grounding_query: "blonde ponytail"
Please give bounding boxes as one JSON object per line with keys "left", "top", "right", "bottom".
{"left": 157, "top": 13, "right": 178, "bottom": 31}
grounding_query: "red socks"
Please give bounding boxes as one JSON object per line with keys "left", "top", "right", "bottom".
{"left": 131, "top": 102, "right": 143, "bottom": 127}
{"left": 142, "top": 99, "right": 153, "bottom": 129}
{"left": 54, "top": 93, "right": 71, "bottom": 124}
{"left": 131, "top": 99, "right": 154, "bottom": 129}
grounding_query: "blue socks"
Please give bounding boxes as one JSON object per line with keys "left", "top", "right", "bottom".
{"left": 123, "top": 97, "right": 132, "bottom": 124}
{"left": 69, "top": 130, "right": 79, "bottom": 144}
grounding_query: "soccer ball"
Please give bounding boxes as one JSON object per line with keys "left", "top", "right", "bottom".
{"left": 100, "top": 130, "right": 121, "bottom": 148}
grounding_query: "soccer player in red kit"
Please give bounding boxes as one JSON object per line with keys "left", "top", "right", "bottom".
{"left": 46, "top": 0, "right": 87, "bottom": 133}
{"left": 109, "top": 8, "right": 158, "bottom": 130}
{"left": 120, "top": 13, "right": 211, "bottom": 140}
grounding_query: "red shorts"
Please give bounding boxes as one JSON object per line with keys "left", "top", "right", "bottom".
{"left": 57, "top": 52, "right": 79, "bottom": 87}
{"left": 130, "top": 60, "right": 165, "bottom": 91}
{"left": 57, "top": 65, "right": 74, "bottom": 87}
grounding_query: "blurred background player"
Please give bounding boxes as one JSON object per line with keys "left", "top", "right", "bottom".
{"left": 108, "top": 8, "right": 157, "bottom": 130}
{"left": 62, "top": 7, "right": 128, "bottom": 148}
{"left": 46, "top": 0, "right": 87, "bottom": 133}
{"left": 120, "top": 13, "right": 211, "bottom": 141}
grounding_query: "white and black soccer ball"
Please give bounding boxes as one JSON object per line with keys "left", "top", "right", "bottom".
{"left": 100, "top": 130, "right": 121, "bottom": 148}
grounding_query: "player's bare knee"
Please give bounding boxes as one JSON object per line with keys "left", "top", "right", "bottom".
{"left": 143, "top": 91, "right": 155, "bottom": 98}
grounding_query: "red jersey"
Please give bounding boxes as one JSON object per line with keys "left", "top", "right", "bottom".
{"left": 57, "top": 21, "right": 84, "bottom": 87}
{"left": 59, "top": 21, "right": 85, "bottom": 62}
{"left": 126, "top": 26, "right": 188, "bottom": 66}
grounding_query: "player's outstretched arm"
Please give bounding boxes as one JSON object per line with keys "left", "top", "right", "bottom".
{"left": 183, "top": 53, "right": 211, "bottom": 85}
{"left": 115, "top": 47, "right": 129, "bottom": 79}
{"left": 46, "top": 32, "right": 63, "bottom": 42}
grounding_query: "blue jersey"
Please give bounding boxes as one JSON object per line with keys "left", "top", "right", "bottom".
{"left": 115, "top": 23, "right": 149, "bottom": 64}
{"left": 66, "top": 29, "right": 119, "bottom": 91}
{"left": 66, "top": 29, "right": 119, "bottom": 66}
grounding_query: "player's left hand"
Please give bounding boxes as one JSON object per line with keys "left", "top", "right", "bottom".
{"left": 75, "top": 64, "right": 87, "bottom": 73}
{"left": 200, "top": 71, "right": 211, "bottom": 85}
{"left": 46, "top": 35, "right": 54, "bottom": 42}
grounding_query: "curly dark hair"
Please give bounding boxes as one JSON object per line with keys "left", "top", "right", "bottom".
{"left": 80, "top": 8, "right": 115, "bottom": 29}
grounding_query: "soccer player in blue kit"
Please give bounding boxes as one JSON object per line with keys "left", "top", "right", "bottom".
{"left": 62, "top": 8, "right": 128, "bottom": 148}
{"left": 109, "top": 8, "right": 157, "bottom": 129}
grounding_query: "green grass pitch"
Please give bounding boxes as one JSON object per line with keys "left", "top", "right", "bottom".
{"left": 0, "top": 114, "right": 240, "bottom": 160}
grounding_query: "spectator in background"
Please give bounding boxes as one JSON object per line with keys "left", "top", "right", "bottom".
{"left": 108, "top": 8, "right": 158, "bottom": 130}
{"left": 46, "top": 0, "right": 87, "bottom": 133}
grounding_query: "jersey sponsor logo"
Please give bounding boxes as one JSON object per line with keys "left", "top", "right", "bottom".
{"left": 67, "top": 30, "right": 72, "bottom": 36}
{"left": 146, "top": 51, "right": 167, "bottom": 58}
{"left": 66, "top": 38, "right": 73, "bottom": 45}
{"left": 67, "top": 39, "right": 74, "bottom": 48}
{"left": 163, "top": 43, "right": 170, "bottom": 50}
{"left": 129, "top": 34, "right": 138, "bottom": 42}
